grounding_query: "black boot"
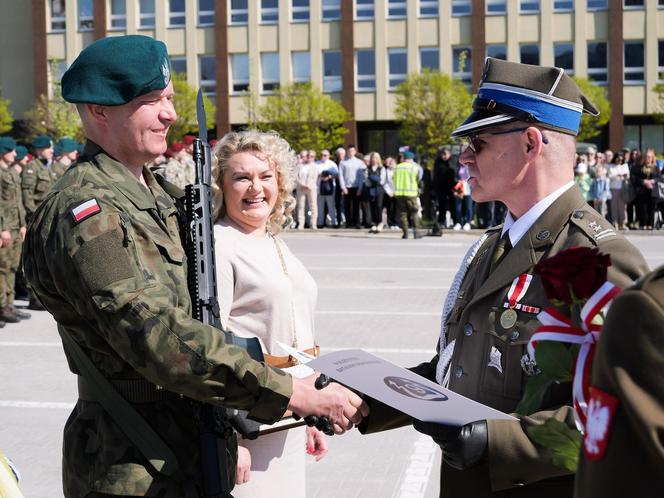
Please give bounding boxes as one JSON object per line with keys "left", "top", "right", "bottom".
{"left": 0, "top": 306, "right": 20, "bottom": 323}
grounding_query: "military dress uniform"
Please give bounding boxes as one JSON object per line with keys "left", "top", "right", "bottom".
{"left": 574, "top": 265, "right": 664, "bottom": 498}
{"left": 359, "top": 58, "right": 650, "bottom": 498}
{"left": 22, "top": 36, "right": 294, "bottom": 498}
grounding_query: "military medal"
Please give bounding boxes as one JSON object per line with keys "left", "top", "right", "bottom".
{"left": 500, "top": 273, "right": 532, "bottom": 329}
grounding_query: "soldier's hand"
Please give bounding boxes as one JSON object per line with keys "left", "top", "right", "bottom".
{"left": 288, "top": 374, "right": 369, "bottom": 434}
{"left": 1, "top": 230, "right": 12, "bottom": 248}
{"left": 413, "top": 419, "right": 488, "bottom": 471}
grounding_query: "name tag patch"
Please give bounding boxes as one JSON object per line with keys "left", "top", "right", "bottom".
{"left": 71, "top": 198, "right": 101, "bottom": 223}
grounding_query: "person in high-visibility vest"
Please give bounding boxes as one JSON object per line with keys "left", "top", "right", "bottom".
{"left": 393, "top": 151, "right": 422, "bottom": 239}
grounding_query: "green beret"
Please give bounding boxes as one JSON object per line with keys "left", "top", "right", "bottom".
{"left": 62, "top": 35, "right": 171, "bottom": 105}
{"left": 57, "top": 137, "right": 79, "bottom": 153}
{"left": 0, "top": 137, "right": 16, "bottom": 155}
{"left": 33, "top": 135, "right": 53, "bottom": 149}
{"left": 15, "top": 145, "right": 28, "bottom": 161}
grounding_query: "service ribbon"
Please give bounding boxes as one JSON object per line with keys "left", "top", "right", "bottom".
{"left": 526, "top": 281, "right": 621, "bottom": 431}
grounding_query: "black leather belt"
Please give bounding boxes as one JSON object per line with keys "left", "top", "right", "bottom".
{"left": 78, "top": 376, "right": 181, "bottom": 403}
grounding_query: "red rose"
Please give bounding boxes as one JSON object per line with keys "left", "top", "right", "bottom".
{"left": 534, "top": 247, "right": 612, "bottom": 304}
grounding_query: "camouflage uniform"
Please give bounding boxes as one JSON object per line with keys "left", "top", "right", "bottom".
{"left": 52, "top": 161, "right": 69, "bottom": 179}
{"left": 0, "top": 165, "right": 26, "bottom": 306}
{"left": 23, "top": 142, "right": 292, "bottom": 497}
{"left": 21, "top": 158, "right": 59, "bottom": 220}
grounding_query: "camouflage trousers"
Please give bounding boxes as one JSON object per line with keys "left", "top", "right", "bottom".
{"left": 0, "top": 228, "right": 22, "bottom": 307}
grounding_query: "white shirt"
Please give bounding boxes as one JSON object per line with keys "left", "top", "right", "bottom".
{"left": 501, "top": 181, "right": 575, "bottom": 246}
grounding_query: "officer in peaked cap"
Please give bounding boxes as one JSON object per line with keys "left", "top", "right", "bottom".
{"left": 22, "top": 34, "right": 365, "bottom": 498}
{"left": 358, "top": 58, "right": 649, "bottom": 498}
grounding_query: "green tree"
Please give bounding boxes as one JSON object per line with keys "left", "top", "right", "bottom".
{"left": 571, "top": 77, "right": 611, "bottom": 142}
{"left": 24, "top": 60, "right": 83, "bottom": 141}
{"left": 246, "top": 82, "right": 351, "bottom": 152}
{"left": 0, "top": 94, "right": 13, "bottom": 135}
{"left": 394, "top": 69, "right": 472, "bottom": 162}
{"left": 170, "top": 72, "right": 216, "bottom": 144}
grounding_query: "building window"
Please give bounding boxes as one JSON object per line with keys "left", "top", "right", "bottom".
{"left": 356, "top": 49, "right": 376, "bottom": 91}
{"left": 554, "top": 43, "right": 574, "bottom": 74}
{"left": 420, "top": 47, "right": 439, "bottom": 72}
{"left": 292, "top": 51, "right": 311, "bottom": 83}
{"left": 419, "top": 0, "right": 438, "bottom": 16}
{"left": 199, "top": 0, "right": 215, "bottom": 26}
{"left": 356, "top": 0, "right": 375, "bottom": 19}
{"left": 230, "top": 0, "right": 248, "bottom": 24}
{"left": 170, "top": 56, "right": 187, "bottom": 76}
{"left": 78, "top": 0, "right": 94, "bottom": 31}
{"left": 261, "top": 0, "right": 279, "bottom": 23}
{"left": 624, "top": 0, "right": 644, "bottom": 8}
{"left": 49, "top": 60, "right": 68, "bottom": 98}
{"left": 109, "top": 0, "right": 127, "bottom": 29}
{"left": 452, "top": 0, "right": 472, "bottom": 16}
{"left": 487, "top": 44, "right": 507, "bottom": 60}
{"left": 322, "top": 0, "right": 341, "bottom": 20}
{"left": 261, "top": 52, "right": 280, "bottom": 93}
{"left": 486, "top": 0, "right": 507, "bottom": 14}
{"left": 553, "top": 0, "right": 573, "bottom": 11}
{"left": 587, "top": 0, "right": 607, "bottom": 9}
{"left": 587, "top": 42, "right": 608, "bottom": 83}
{"left": 169, "top": 0, "right": 185, "bottom": 26}
{"left": 520, "top": 0, "right": 540, "bottom": 13}
{"left": 388, "top": 0, "right": 407, "bottom": 17}
{"left": 388, "top": 49, "right": 407, "bottom": 89}
{"left": 323, "top": 50, "right": 342, "bottom": 92}
{"left": 50, "top": 0, "right": 66, "bottom": 31}
{"left": 659, "top": 40, "right": 664, "bottom": 81}
{"left": 230, "top": 54, "right": 249, "bottom": 93}
{"left": 624, "top": 41, "right": 645, "bottom": 83}
{"left": 199, "top": 55, "right": 217, "bottom": 97}
{"left": 452, "top": 47, "right": 472, "bottom": 84}
{"left": 292, "top": 0, "right": 310, "bottom": 22}
{"left": 139, "top": 0, "right": 155, "bottom": 28}
{"left": 520, "top": 44, "right": 540, "bottom": 65}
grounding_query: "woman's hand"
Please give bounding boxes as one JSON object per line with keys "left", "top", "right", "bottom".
{"left": 305, "top": 426, "right": 329, "bottom": 462}
{"left": 235, "top": 445, "right": 251, "bottom": 485}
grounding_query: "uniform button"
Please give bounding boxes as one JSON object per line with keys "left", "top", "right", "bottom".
{"left": 455, "top": 366, "right": 464, "bottom": 379}
{"left": 463, "top": 323, "right": 474, "bottom": 336}
{"left": 573, "top": 210, "right": 584, "bottom": 219}
{"left": 509, "top": 330, "right": 520, "bottom": 341}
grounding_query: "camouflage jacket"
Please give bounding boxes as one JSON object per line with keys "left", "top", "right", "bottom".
{"left": 21, "top": 158, "right": 59, "bottom": 216}
{"left": 0, "top": 166, "right": 26, "bottom": 229}
{"left": 22, "top": 141, "right": 292, "bottom": 497}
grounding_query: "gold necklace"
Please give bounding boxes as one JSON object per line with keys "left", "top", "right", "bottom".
{"left": 270, "top": 234, "right": 300, "bottom": 361}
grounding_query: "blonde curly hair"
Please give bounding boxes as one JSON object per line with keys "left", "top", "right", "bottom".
{"left": 212, "top": 130, "right": 296, "bottom": 234}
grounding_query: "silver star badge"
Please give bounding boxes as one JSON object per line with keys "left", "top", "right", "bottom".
{"left": 488, "top": 346, "right": 503, "bottom": 374}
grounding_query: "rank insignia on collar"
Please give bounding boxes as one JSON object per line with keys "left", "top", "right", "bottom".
{"left": 536, "top": 229, "right": 550, "bottom": 241}
{"left": 488, "top": 346, "right": 503, "bottom": 374}
{"left": 71, "top": 198, "right": 101, "bottom": 224}
{"left": 583, "top": 386, "right": 619, "bottom": 461}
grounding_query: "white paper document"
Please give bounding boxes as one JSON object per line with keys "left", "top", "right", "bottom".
{"left": 304, "top": 348, "right": 516, "bottom": 426}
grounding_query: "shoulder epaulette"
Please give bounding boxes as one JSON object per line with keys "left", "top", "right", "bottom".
{"left": 569, "top": 208, "right": 617, "bottom": 243}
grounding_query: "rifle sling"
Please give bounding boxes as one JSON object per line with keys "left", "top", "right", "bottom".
{"left": 58, "top": 327, "right": 199, "bottom": 498}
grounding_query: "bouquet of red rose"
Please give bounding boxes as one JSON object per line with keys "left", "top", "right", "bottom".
{"left": 516, "top": 247, "right": 620, "bottom": 472}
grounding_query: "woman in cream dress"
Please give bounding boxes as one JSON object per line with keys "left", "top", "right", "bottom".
{"left": 212, "top": 130, "right": 327, "bottom": 497}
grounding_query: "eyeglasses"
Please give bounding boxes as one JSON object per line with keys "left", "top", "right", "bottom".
{"left": 463, "top": 127, "right": 548, "bottom": 155}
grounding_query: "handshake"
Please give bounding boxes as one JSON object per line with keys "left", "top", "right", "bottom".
{"left": 287, "top": 374, "right": 369, "bottom": 435}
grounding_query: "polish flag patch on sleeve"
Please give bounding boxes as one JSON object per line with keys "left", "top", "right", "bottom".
{"left": 583, "top": 385, "right": 619, "bottom": 461}
{"left": 71, "top": 198, "right": 102, "bottom": 223}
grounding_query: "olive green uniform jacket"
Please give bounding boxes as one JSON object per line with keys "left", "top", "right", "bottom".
{"left": 360, "top": 186, "right": 649, "bottom": 498}
{"left": 21, "top": 157, "right": 59, "bottom": 219}
{"left": 574, "top": 265, "right": 664, "bottom": 498}
{"left": 22, "top": 142, "right": 292, "bottom": 497}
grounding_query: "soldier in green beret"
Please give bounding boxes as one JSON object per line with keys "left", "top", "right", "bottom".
{"left": 22, "top": 35, "right": 366, "bottom": 498}
{"left": 53, "top": 137, "right": 80, "bottom": 178}
{"left": 0, "top": 138, "right": 30, "bottom": 324}
{"left": 22, "top": 134, "right": 59, "bottom": 227}
{"left": 358, "top": 58, "right": 649, "bottom": 498}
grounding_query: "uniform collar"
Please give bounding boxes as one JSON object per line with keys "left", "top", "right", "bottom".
{"left": 502, "top": 181, "right": 574, "bottom": 247}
